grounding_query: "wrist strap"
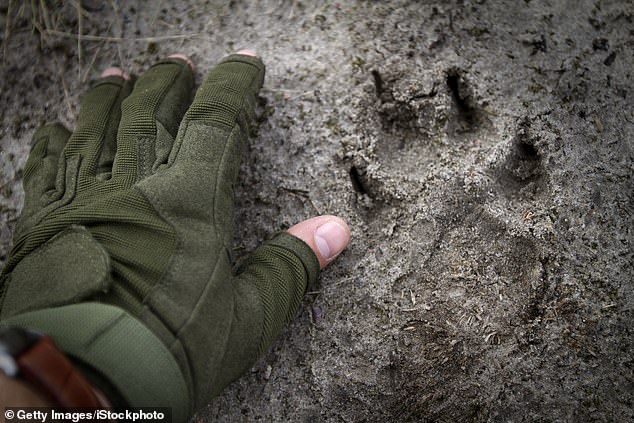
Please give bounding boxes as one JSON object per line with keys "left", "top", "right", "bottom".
{"left": 1, "top": 327, "right": 111, "bottom": 408}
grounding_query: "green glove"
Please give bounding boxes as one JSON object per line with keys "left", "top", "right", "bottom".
{"left": 0, "top": 54, "right": 320, "bottom": 416}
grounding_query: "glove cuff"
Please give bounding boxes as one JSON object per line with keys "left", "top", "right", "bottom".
{"left": 235, "top": 231, "right": 320, "bottom": 361}
{"left": 217, "top": 53, "right": 265, "bottom": 77}
{"left": 266, "top": 231, "right": 321, "bottom": 290}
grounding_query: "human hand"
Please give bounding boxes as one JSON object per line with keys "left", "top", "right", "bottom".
{"left": 0, "top": 50, "right": 349, "bottom": 418}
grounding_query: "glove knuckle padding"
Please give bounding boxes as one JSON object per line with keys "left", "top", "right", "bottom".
{"left": 65, "top": 77, "right": 132, "bottom": 181}
{"left": 0, "top": 226, "right": 110, "bottom": 319}
{"left": 113, "top": 60, "right": 194, "bottom": 182}
{"left": 11, "top": 154, "right": 81, "bottom": 256}
{"left": 22, "top": 124, "right": 71, "bottom": 219}
{"left": 183, "top": 55, "right": 263, "bottom": 129}
{"left": 118, "top": 60, "right": 192, "bottom": 139}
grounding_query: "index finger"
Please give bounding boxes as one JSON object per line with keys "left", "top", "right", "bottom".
{"left": 165, "top": 52, "right": 265, "bottom": 244}
{"left": 182, "top": 53, "right": 264, "bottom": 132}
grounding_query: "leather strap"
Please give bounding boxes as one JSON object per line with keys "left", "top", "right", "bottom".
{"left": 16, "top": 335, "right": 111, "bottom": 408}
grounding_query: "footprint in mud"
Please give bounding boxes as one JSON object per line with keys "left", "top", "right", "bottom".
{"left": 349, "top": 66, "right": 491, "bottom": 206}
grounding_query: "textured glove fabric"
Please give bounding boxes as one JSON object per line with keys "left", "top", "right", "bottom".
{"left": 0, "top": 54, "right": 319, "bottom": 413}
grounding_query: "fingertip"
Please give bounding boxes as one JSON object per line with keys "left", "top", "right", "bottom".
{"left": 288, "top": 215, "right": 350, "bottom": 269}
{"left": 100, "top": 67, "right": 130, "bottom": 80}
{"left": 168, "top": 53, "right": 196, "bottom": 71}
{"left": 236, "top": 49, "right": 258, "bottom": 58}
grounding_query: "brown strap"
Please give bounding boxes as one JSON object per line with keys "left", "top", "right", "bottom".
{"left": 16, "top": 336, "right": 110, "bottom": 408}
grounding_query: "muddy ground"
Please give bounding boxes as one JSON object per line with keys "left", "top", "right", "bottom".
{"left": 1, "top": 0, "right": 633, "bottom": 422}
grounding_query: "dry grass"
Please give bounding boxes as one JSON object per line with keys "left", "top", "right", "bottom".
{"left": 1, "top": 0, "right": 200, "bottom": 119}
{"left": 2, "top": 0, "right": 200, "bottom": 74}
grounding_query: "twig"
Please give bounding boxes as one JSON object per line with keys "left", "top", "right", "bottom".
{"left": 2, "top": 0, "right": 14, "bottom": 64}
{"left": 29, "top": 16, "right": 47, "bottom": 48}
{"left": 81, "top": 42, "right": 104, "bottom": 83}
{"left": 106, "top": 0, "right": 125, "bottom": 69}
{"left": 149, "top": 0, "right": 166, "bottom": 29}
{"left": 395, "top": 304, "right": 429, "bottom": 312}
{"left": 43, "top": 30, "right": 203, "bottom": 42}
{"left": 39, "top": 0, "right": 52, "bottom": 31}
{"left": 322, "top": 275, "right": 355, "bottom": 290}
{"left": 280, "top": 186, "right": 309, "bottom": 195}
{"left": 37, "top": 0, "right": 53, "bottom": 49}
{"left": 280, "top": 186, "right": 321, "bottom": 214}
{"left": 29, "top": 0, "right": 37, "bottom": 38}
{"left": 54, "top": 56, "right": 75, "bottom": 121}
{"left": 76, "top": 0, "right": 83, "bottom": 81}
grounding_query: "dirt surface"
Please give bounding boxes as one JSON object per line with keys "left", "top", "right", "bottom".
{"left": 1, "top": 1, "right": 633, "bottom": 421}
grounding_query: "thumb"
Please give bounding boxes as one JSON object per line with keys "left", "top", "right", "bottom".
{"left": 200, "top": 216, "right": 350, "bottom": 397}
{"left": 232, "top": 215, "right": 350, "bottom": 357}
{"left": 287, "top": 215, "right": 351, "bottom": 269}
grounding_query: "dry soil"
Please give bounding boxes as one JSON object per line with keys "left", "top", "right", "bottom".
{"left": 1, "top": 1, "right": 633, "bottom": 422}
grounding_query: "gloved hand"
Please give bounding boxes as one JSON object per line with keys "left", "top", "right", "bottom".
{"left": 0, "top": 52, "right": 349, "bottom": 417}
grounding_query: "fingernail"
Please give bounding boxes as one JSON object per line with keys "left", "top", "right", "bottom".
{"left": 314, "top": 221, "right": 348, "bottom": 261}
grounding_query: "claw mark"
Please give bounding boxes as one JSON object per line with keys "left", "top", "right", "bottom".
{"left": 350, "top": 165, "right": 370, "bottom": 196}
{"left": 446, "top": 69, "right": 478, "bottom": 127}
{"left": 372, "top": 69, "right": 384, "bottom": 97}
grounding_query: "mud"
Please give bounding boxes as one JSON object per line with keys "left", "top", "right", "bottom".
{"left": 1, "top": 1, "right": 632, "bottom": 421}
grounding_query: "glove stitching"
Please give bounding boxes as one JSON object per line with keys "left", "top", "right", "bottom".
{"left": 131, "top": 185, "right": 180, "bottom": 296}
{"left": 265, "top": 236, "right": 318, "bottom": 287}
{"left": 114, "top": 63, "right": 183, "bottom": 184}
{"left": 91, "top": 80, "right": 129, "bottom": 180}
{"left": 211, "top": 123, "right": 239, "bottom": 238}
{"left": 22, "top": 135, "right": 47, "bottom": 182}
{"left": 41, "top": 154, "right": 81, "bottom": 218}
{"left": 174, "top": 249, "right": 222, "bottom": 336}
{"left": 136, "top": 136, "right": 154, "bottom": 180}
{"left": 0, "top": 274, "right": 11, "bottom": 311}
{"left": 140, "top": 62, "right": 186, "bottom": 180}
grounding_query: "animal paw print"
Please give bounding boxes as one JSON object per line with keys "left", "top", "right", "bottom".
{"left": 348, "top": 65, "right": 490, "bottom": 207}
